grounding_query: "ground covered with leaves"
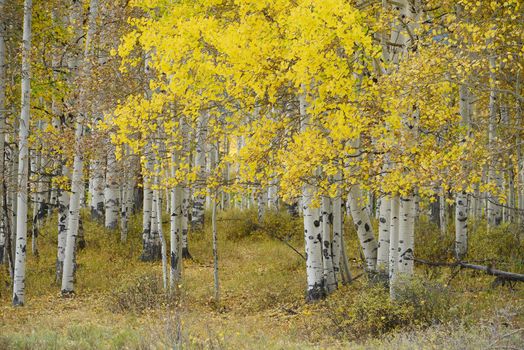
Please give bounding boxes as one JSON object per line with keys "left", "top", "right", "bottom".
{"left": 1, "top": 209, "right": 523, "bottom": 349}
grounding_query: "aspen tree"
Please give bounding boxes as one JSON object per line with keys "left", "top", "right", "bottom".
{"left": 12, "top": 0, "right": 32, "bottom": 306}
{"left": 0, "top": 0, "right": 6, "bottom": 264}
{"left": 61, "top": 0, "right": 99, "bottom": 295}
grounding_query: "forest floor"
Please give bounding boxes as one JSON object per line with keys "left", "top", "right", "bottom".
{"left": 0, "top": 209, "right": 523, "bottom": 349}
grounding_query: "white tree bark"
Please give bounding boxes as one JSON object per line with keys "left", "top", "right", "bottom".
{"left": 299, "top": 92, "right": 324, "bottom": 301}
{"left": 120, "top": 149, "right": 135, "bottom": 242}
{"left": 439, "top": 188, "right": 448, "bottom": 235}
{"left": 104, "top": 144, "right": 119, "bottom": 229}
{"left": 61, "top": 0, "right": 99, "bottom": 295}
{"left": 321, "top": 196, "right": 336, "bottom": 293}
{"left": 397, "top": 196, "right": 415, "bottom": 277}
{"left": 487, "top": 54, "right": 502, "bottom": 227}
{"left": 331, "top": 183, "right": 342, "bottom": 279}
{"left": 12, "top": 0, "right": 32, "bottom": 306}
{"left": 212, "top": 194, "right": 219, "bottom": 303}
{"left": 56, "top": 166, "right": 70, "bottom": 282}
{"left": 141, "top": 162, "right": 153, "bottom": 260}
{"left": 169, "top": 154, "right": 182, "bottom": 289}
{"left": 192, "top": 113, "right": 206, "bottom": 228}
{"left": 90, "top": 158, "right": 105, "bottom": 221}
{"left": 257, "top": 188, "right": 267, "bottom": 222}
{"left": 0, "top": 0, "right": 6, "bottom": 265}
{"left": 455, "top": 84, "right": 469, "bottom": 259}
{"left": 150, "top": 186, "right": 161, "bottom": 260}
{"left": 389, "top": 195, "right": 400, "bottom": 299}
{"left": 303, "top": 186, "right": 324, "bottom": 301}
{"left": 154, "top": 188, "right": 167, "bottom": 289}
{"left": 377, "top": 196, "right": 391, "bottom": 276}
{"left": 348, "top": 185, "right": 378, "bottom": 272}
{"left": 455, "top": 192, "right": 468, "bottom": 259}
{"left": 60, "top": 123, "right": 84, "bottom": 295}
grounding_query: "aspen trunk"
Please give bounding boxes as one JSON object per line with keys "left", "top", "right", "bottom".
{"left": 56, "top": 166, "right": 70, "bottom": 282}
{"left": 257, "top": 189, "right": 267, "bottom": 222}
{"left": 212, "top": 195, "right": 219, "bottom": 303}
{"left": 155, "top": 189, "right": 167, "bottom": 289}
{"left": 397, "top": 196, "right": 415, "bottom": 277}
{"left": 455, "top": 192, "right": 468, "bottom": 259}
{"left": 181, "top": 187, "right": 191, "bottom": 259}
{"left": 389, "top": 195, "right": 400, "bottom": 299}
{"left": 61, "top": 0, "right": 99, "bottom": 295}
{"left": 299, "top": 92, "right": 324, "bottom": 301}
{"left": 331, "top": 182, "right": 342, "bottom": 279}
{"left": 348, "top": 185, "right": 378, "bottom": 272}
{"left": 439, "top": 188, "right": 448, "bottom": 235}
{"left": 192, "top": 114, "right": 206, "bottom": 228}
{"left": 455, "top": 85, "right": 469, "bottom": 259}
{"left": 321, "top": 196, "right": 336, "bottom": 293}
{"left": 61, "top": 124, "right": 84, "bottom": 295}
{"left": 303, "top": 186, "right": 324, "bottom": 301}
{"left": 90, "top": 159, "right": 105, "bottom": 221}
{"left": 169, "top": 155, "right": 183, "bottom": 289}
{"left": 140, "top": 166, "right": 154, "bottom": 260}
{"left": 12, "top": 0, "right": 32, "bottom": 306}
{"left": 377, "top": 196, "right": 391, "bottom": 277}
{"left": 487, "top": 55, "right": 502, "bottom": 227}
{"left": 104, "top": 145, "right": 119, "bottom": 229}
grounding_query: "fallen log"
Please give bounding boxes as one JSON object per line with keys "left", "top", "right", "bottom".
{"left": 413, "top": 257, "right": 524, "bottom": 282}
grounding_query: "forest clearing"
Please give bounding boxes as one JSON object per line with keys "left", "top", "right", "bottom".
{"left": 0, "top": 0, "right": 524, "bottom": 349}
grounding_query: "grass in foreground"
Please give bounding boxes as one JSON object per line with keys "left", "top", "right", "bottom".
{"left": 0, "top": 209, "right": 523, "bottom": 349}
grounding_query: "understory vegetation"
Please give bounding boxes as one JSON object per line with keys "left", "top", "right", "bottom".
{"left": 1, "top": 209, "right": 522, "bottom": 349}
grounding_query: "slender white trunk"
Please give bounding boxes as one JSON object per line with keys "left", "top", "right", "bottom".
{"left": 169, "top": 154, "right": 182, "bottom": 289}
{"left": 181, "top": 187, "right": 190, "bottom": 258}
{"left": 104, "top": 145, "right": 118, "bottom": 229}
{"left": 455, "top": 192, "right": 468, "bottom": 259}
{"left": 389, "top": 196, "right": 400, "bottom": 299}
{"left": 348, "top": 185, "right": 378, "bottom": 272}
{"left": 192, "top": 114, "right": 206, "bottom": 228}
{"left": 212, "top": 195, "right": 219, "bottom": 303}
{"left": 331, "top": 185, "right": 342, "bottom": 279}
{"left": 439, "top": 188, "right": 448, "bottom": 235}
{"left": 267, "top": 179, "right": 278, "bottom": 209}
{"left": 487, "top": 54, "right": 502, "bottom": 227}
{"left": 257, "top": 189, "right": 267, "bottom": 222}
{"left": 303, "top": 186, "right": 324, "bottom": 301}
{"left": 397, "top": 196, "right": 415, "bottom": 277}
{"left": 61, "top": 0, "right": 99, "bottom": 295}
{"left": 61, "top": 123, "right": 84, "bottom": 294}
{"left": 321, "top": 196, "right": 336, "bottom": 293}
{"left": 141, "top": 166, "right": 153, "bottom": 260}
{"left": 0, "top": 0, "right": 6, "bottom": 264}
{"left": 299, "top": 92, "right": 324, "bottom": 300}
{"left": 377, "top": 196, "right": 391, "bottom": 276}
{"left": 339, "top": 227, "right": 352, "bottom": 284}
{"left": 154, "top": 188, "right": 167, "bottom": 289}
{"left": 150, "top": 186, "right": 161, "bottom": 260}
{"left": 90, "top": 159, "right": 104, "bottom": 221}
{"left": 120, "top": 149, "right": 135, "bottom": 242}
{"left": 12, "top": 0, "right": 32, "bottom": 306}
{"left": 181, "top": 117, "right": 191, "bottom": 259}
{"left": 56, "top": 166, "right": 69, "bottom": 282}
{"left": 455, "top": 85, "right": 469, "bottom": 259}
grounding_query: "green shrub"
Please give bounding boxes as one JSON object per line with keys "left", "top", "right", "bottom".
{"left": 321, "top": 277, "right": 462, "bottom": 341}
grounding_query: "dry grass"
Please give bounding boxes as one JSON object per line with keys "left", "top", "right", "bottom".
{"left": 0, "top": 209, "right": 523, "bottom": 349}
